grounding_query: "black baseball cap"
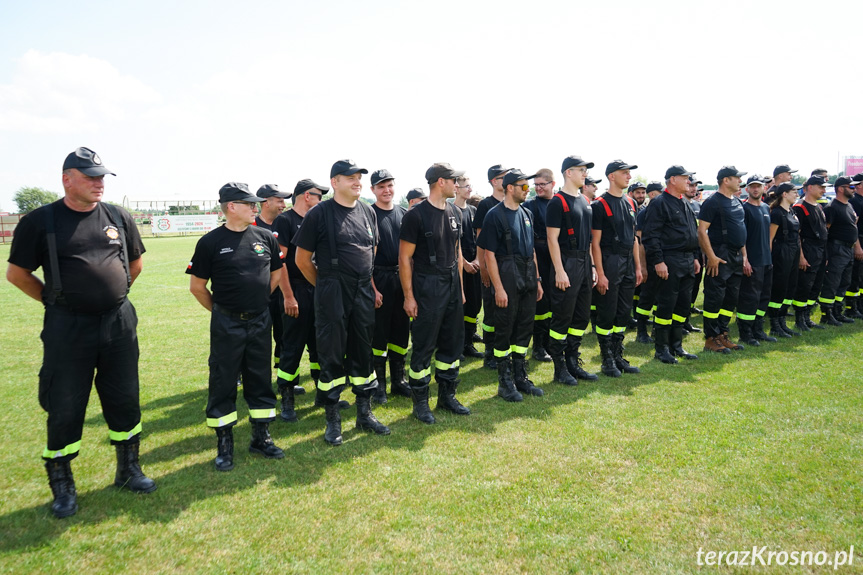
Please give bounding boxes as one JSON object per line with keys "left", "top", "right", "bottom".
{"left": 689, "top": 176, "right": 703, "bottom": 185}
{"left": 584, "top": 176, "right": 602, "bottom": 186}
{"left": 219, "top": 182, "right": 264, "bottom": 203}
{"left": 561, "top": 155, "right": 595, "bottom": 174}
{"left": 646, "top": 181, "right": 664, "bottom": 193}
{"left": 371, "top": 169, "right": 395, "bottom": 186}
{"left": 746, "top": 174, "right": 766, "bottom": 186}
{"left": 717, "top": 166, "right": 747, "bottom": 181}
{"left": 773, "top": 164, "right": 797, "bottom": 177}
{"left": 805, "top": 175, "right": 829, "bottom": 187}
{"left": 294, "top": 178, "right": 329, "bottom": 195}
{"left": 776, "top": 182, "right": 802, "bottom": 194}
{"left": 665, "top": 165, "right": 695, "bottom": 179}
{"left": 330, "top": 159, "right": 369, "bottom": 178}
{"left": 406, "top": 188, "right": 427, "bottom": 201}
{"left": 425, "top": 162, "right": 465, "bottom": 184}
{"left": 834, "top": 176, "right": 855, "bottom": 188}
{"left": 502, "top": 169, "right": 537, "bottom": 189}
{"left": 256, "top": 184, "right": 291, "bottom": 199}
{"left": 852, "top": 173, "right": 863, "bottom": 183}
{"left": 62, "top": 147, "right": 115, "bottom": 176}
{"left": 605, "top": 160, "right": 638, "bottom": 176}
{"left": 628, "top": 182, "right": 646, "bottom": 193}
{"left": 488, "top": 164, "right": 510, "bottom": 181}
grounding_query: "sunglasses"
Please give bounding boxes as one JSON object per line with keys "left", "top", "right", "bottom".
{"left": 511, "top": 183, "right": 530, "bottom": 192}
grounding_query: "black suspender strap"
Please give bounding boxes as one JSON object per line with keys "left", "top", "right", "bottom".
{"left": 553, "top": 192, "right": 578, "bottom": 251}
{"left": 44, "top": 203, "right": 65, "bottom": 306}
{"left": 418, "top": 202, "right": 437, "bottom": 266}
{"left": 324, "top": 200, "right": 340, "bottom": 269}
{"left": 103, "top": 203, "right": 132, "bottom": 292}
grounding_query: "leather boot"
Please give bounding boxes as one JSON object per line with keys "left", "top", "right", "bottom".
{"left": 277, "top": 383, "right": 298, "bottom": 422}
{"left": 552, "top": 354, "right": 578, "bottom": 386}
{"left": 737, "top": 320, "right": 759, "bottom": 346}
{"left": 436, "top": 378, "right": 471, "bottom": 414}
{"left": 779, "top": 306, "right": 801, "bottom": 335}
{"left": 597, "top": 335, "right": 621, "bottom": 377}
{"left": 845, "top": 298, "right": 863, "bottom": 319}
{"left": 323, "top": 403, "right": 343, "bottom": 445}
{"left": 497, "top": 357, "right": 523, "bottom": 402}
{"left": 770, "top": 315, "right": 792, "bottom": 337}
{"left": 482, "top": 330, "right": 497, "bottom": 369}
{"left": 45, "top": 460, "right": 77, "bottom": 518}
{"left": 214, "top": 426, "right": 235, "bottom": 471}
{"left": 114, "top": 441, "right": 157, "bottom": 493}
{"left": 804, "top": 305, "right": 823, "bottom": 329}
{"left": 566, "top": 336, "right": 598, "bottom": 381}
{"left": 704, "top": 334, "right": 731, "bottom": 354}
{"left": 794, "top": 308, "right": 811, "bottom": 333}
{"left": 753, "top": 316, "right": 777, "bottom": 341}
{"left": 250, "top": 421, "right": 285, "bottom": 458}
{"left": 372, "top": 359, "right": 388, "bottom": 405}
{"left": 410, "top": 384, "right": 436, "bottom": 424}
{"left": 857, "top": 296, "right": 863, "bottom": 316}
{"left": 356, "top": 392, "right": 391, "bottom": 435}
{"left": 532, "top": 343, "right": 552, "bottom": 362}
{"left": 388, "top": 355, "right": 412, "bottom": 398}
{"left": 682, "top": 319, "right": 701, "bottom": 333}
{"left": 653, "top": 326, "right": 678, "bottom": 364}
{"left": 717, "top": 331, "right": 743, "bottom": 351}
{"left": 512, "top": 354, "right": 544, "bottom": 396}
{"left": 635, "top": 316, "right": 654, "bottom": 344}
{"left": 819, "top": 305, "right": 841, "bottom": 326}
{"left": 611, "top": 333, "right": 640, "bottom": 374}
{"left": 835, "top": 302, "right": 855, "bottom": 323}
{"left": 670, "top": 325, "right": 698, "bottom": 359}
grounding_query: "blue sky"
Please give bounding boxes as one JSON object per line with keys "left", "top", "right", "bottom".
{"left": 1, "top": 0, "right": 861, "bottom": 211}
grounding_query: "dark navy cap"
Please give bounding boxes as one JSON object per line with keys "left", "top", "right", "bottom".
{"left": 487, "top": 164, "right": 510, "bottom": 181}
{"left": 406, "top": 188, "right": 427, "bottom": 201}
{"left": 628, "top": 182, "right": 647, "bottom": 192}
{"left": 561, "top": 155, "right": 595, "bottom": 174}
{"left": 717, "top": 166, "right": 747, "bottom": 181}
{"left": 425, "top": 162, "right": 465, "bottom": 184}
{"left": 256, "top": 184, "right": 291, "bottom": 199}
{"left": 746, "top": 174, "right": 766, "bottom": 186}
{"left": 294, "top": 179, "right": 329, "bottom": 195}
{"left": 834, "top": 176, "right": 855, "bottom": 188}
{"left": 330, "top": 159, "right": 369, "bottom": 178}
{"left": 805, "top": 175, "right": 829, "bottom": 187}
{"left": 646, "top": 181, "right": 664, "bottom": 193}
{"left": 773, "top": 164, "right": 797, "bottom": 177}
{"left": 584, "top": 176, "right": 602, "bottom": 186}
{"left": 62, "top": 147, "right": 115, "bottom": 176}
{"left": 502, "top": 169, "right": 537, "bottom": 189}
{"left": 605, "top": 160, "right": 638, "bottom": 176}
{"left": 219, "top": 182, "right": 264, "bottom": 203}
{"left": 665, "top": 165, "right": 695, "bottom": 179}
{"left": 777, "top": 182, "right": 802, "bottom": 194}
{"left": 371, "top": 169, "right": 395, "bottom": 186}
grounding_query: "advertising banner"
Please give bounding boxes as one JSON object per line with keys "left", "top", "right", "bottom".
{"left": 845, "top": 157, "right": 863, "bottom": 177}
{"left": 151, "top": 214, "right": 220, "bottom": 234}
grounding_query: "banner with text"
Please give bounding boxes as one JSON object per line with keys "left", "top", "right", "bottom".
{"left": 151, "top": 214, "right": 220, "bottom": 234}
{"left": 845, "top": 157, "right": 863, "bottom": 177}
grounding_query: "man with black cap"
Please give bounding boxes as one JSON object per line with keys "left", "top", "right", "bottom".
{"left": 453, "top": 174, "right": 484, "bottom": 359}
{"left": 641, "top": 166, "right": 702, "bottom": 363}
{"left": 478, "top": 169, "right": 545, "bottom": 401}
{"left": 633, "top": 182, "right": 664, "bottom": 344}
{"left": 474, "top": 164, "right": 510, "bottom": 369}
{"left": 591, "top": 161, "right": 643, "bottom": 377}
{"left": 819, "top": 176, "right": 862, "bottom": 324}
{"left": 583, "top": 175, "right": 602, "bottom": 331}
{"left": 545, "top": 155, "right": 599, "bottom": 385}
{"left": 524, "top": 168, "right": 556, "bottom": 361}
{"left": 271, "top": 178, "right": 328, "bottom": 421}
{"left": 791, "top": 177, "right": 830, "bottom": 327}
{"left": 406, "top": 188, "right": 427, "bottom": 208}
{"left": 767, "top": 164, "right": 797, "bottom": 200}
{"left": 254, "top": 184, "right": 292, "bottom": 371}
{"left": 685, "top": 176, "right": 705, "bottom": 326}
{"left": 188, "top": 182, "right": 285, "bottom": 470}
{"left": 847, "top": 173, "right": 863, "bottom": 317}
{"left": 294, "top": 160, "right": 390, "bottom": 445}
{"left": 697, "top": 167, "right": 749, "bottom": 353}
{"left": 7, "top": 147, "right": 156, "bottom": 517}
{"left": 737, "top": 175, "right": 776, "bottom": 345}
{"left": 369, "top": 169, "right": 412, "bottom": 404}
{"left": 399, "top": 163, "right": 470, "bottom": 423}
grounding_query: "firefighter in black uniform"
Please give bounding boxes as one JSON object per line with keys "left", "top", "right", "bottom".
{"left": 819, "top": 176, "right": 862, "bottom": 324}
{"left": 591, "top": 160, "right": 643, "bottom": 377}
{"left": 7, "top": 147, "right": 156, "bottom": 518}
{"left": 399, "top": 163, "right": 471, "bottom": 423}
{"left": 475, "top": 164, "right": 510, "bottom": 369}
{"left": 697, "top": 166, "right": 749, "bottom": 354}
{"left": 453, "top": 174, "right": 484, "bottom": 359}
{"left": 524, "top": 168, "right": 556, "bottom": 362}
{"left": 641, "top": 166, "right": 701, "bottom": 363}
{"left": 272, "top": 179, "right": 331, "bottom": 422}
{"left": 369, "top": 169, "right": 412, "bottom": 404}
{"left": 188, "top": 183, "right": 285, "bottom": 471}
{"left": 848, "top": 173, "right": 863, "bottom": 317}
{"left": 546, "top": 155, "right": 599, "bottom": 385}
{"left": 737, "top": 175, "right": 776, "bottom": 345}
{"left": 294, "top": 160, "right": 391, "bottom": 446}
{"left": 478, "top": 169, "right": 545, "bottom": 401}
{"left": 633, "top": 182, "right": 663, "bottom": 344}
{"left": 792, "top": 178, "right": 829, "bottom": 328}
{"left": 254, "top": 184, "right": 292, "bottom": 370}
{"left": 767, "top": 182, "right": 802, "bottom": 337}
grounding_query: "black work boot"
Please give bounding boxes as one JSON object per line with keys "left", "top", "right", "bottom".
{"left": 682, "top": 318, "right": 701, "bottom": 333}
{"left": 214, "top": 426, "right": 235, "bottom": 471}
{"left": 670, "top": 325, "right": 698, "bottom": 359}
{"left": 250, "top": 421, "right": 285, "bottom": 459}
{"left": 497, "top": 356, "right": 523, "bottom": 402}
{"left": 552, "top": 354, "right": 578, "bottom": 386}
{"left": 512, "top": 354, "right": 544, "bottom": 396}
{"left": 388, "top": 355, "right": 412, "bottom": 398}
{"left": 566, "top": 336, "right": 598, "bottom": 381}
{"left": 653, "top": 326, "right": 678, "bottom": 364}
{"left": 356, "top": 391, "right": 391, "bottom": 435}
{"left": 463, "top": 324, "right": 484, "bottom": 358}
{"left": 114, "top": 441, "right": 157, "bottom": 493}
{"left": 794, "top": 308, "right": 811, "bottom": 333}
{"left": 635, "top": 316, "right": 654, "bottom": 344}
{"left": 737, "top": 320, "right": 760, "bottom": 346}
{"left": 598, "top": 334, "right": 621, "bottom": 377}
{"left": 277, "top": 383, "right": 298, "bottom": 422}
{"left": 819, "top": 306, "right": 841, "bottom": 326}
{"left": 437, "top": 378, "right": 471, "bottom": 414}
{"left": 45, "top": 460, "right": 77, "bottom": 518}
{"left": 770, "top": 315, "right": 793, "bottom": 337}
{"left": 323, "top": 403, "right": 343, "bottom": 445}
{"left": 803, "top": 305, "right": 821, "bottom": 329}
{"left": 753, "top": 316, "right": 777, "bottom": 341}
{"left": 410, "top": 384, "right": 436, "bottom": 424}
{"left": 372, "top": 359, "right": 388, "bottom": 405}
{"left": 314, "top": 391, "right": 351, "bottom": 410}
{"left": 611, "top": 333, "right": 640, "bottom": 374}
{"left": 778, "top": 306, "right": 801, "bottom": 335}
{"left": 845, "top": 298, "right": 863, "bottom": 319}
{"left": 532, "top": 344, "right": 552, "bottom": 362}
{"left": 482, "top": 331, "right": 497, "bottom": 369}
{"left": 835, "top": 302, "right": 855, "bottom": 323}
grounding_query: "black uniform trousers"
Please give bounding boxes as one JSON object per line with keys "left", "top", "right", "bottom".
{"left": 702, "top": 246, "right": 743, "bottom": 337}
{"left": 267, "top": 289, "right": 283, "bottom": 367}
{"left": 408, "top": 265, "right": 464, "bottom": 387}
{"left": 691, "top": 252, "right": 705, "bottom": 308}
{"left": 372, "top": 267, "right": 410, "bottom": 359}
{"left": 277, "top": 279, "right": 319, "bottom": 387}
{"left": 480, "top": 282, "right": 496, "bottom": 347}
{"left": 492, "top": 256, "right": 537, "bottom": 357}
{"left": 850, "top": 252, "right": 863, "bottom": 299}
{"left": 794, "top": 242, "right": 826, "bottom": 308}
{"left": 314, "top": 271, "right": 376, "bottom": 402}
{"left": 769, "top": 242, "right": 800, "bottom": 316}
{"left": 737, "top": 264, "right": 772, "bottom": 322}
{"left": 40, "top": 299, "right": 142, "bottom": 461}
{"left": 207, "top": 306, "right": 277, "bottom": 428}
{"left": 548, "top": 250, "right": 592, "bottom": 356}
{"left": 534, "top": 241, "right": 552, "bottom": 337}
{"left": 634, "top": 268, "right": 660, "bottom": 319}
{"left": 820, "top": 241, "right": 855, "bottom": 306}
{"left": 594, "top": 249, "right": 636, "bottom": 336}
{"left": 463, "top": 268, "right": 482, "bottom": 338}
{"left": 653, "top": 251, "right": 696, "bottom": 329}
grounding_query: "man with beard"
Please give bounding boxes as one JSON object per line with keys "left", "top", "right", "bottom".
{"left": 819, "top": 176, "right": 862, "bottom": 324}
{"left": 633, "top": 182, "right": 663, "bottom": 344}
{"left": 792, "top": 178, "right": 830, "bottom": 327}
{"left": 523, "top": 168, "right": 556, "bottom": 361}
{"left": 453, "top": 174, "right": 485, "bottom": 359}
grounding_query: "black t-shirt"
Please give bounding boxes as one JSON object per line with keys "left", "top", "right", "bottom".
{"left": 849, "top": 194, "right": 863, "bottom": 239}
{"left": 187, "top": 224, "right": 282, "bottom": 313}
{"left": 372, "top": 204, "right": 405, "bottom": 267}
{"left": 769, "top": 206, "right": 800, "bottom": 248}
{"left": 473, "top": 196, "right": 501, "bottom": 231}
{"left": 545, "top": 192, "right": 593, "bottom": 251}
{"left": 793, "top": 201, "right": 827, "bottom": 246}
{"left": 476, "top": 203, "right": 534, "bottom": 258}
{"left": 698, "top": 193, "right": 747, "bottom": 250}
{"left": 292, "top": 199, "right": 378, "bottom": 277}
{"left": 254, "top": 215, "right": 276, "bottom": 233}
{"left": 9, "top": 200, "right": 145, "bottom": 313}
{"left": 742, "top": 201, "right": 772, "bottom": 267}
{"left": 591, "top": 193, "right": 636, "bottom": 251}
{"left": 523, "top": 196, "right": 550, "bottom": 241}
{"left": 273, "top": 209, "right": 307, "bottom": 283}
{"left": 453, "top": 202, "right": 478, "bottom": 260}
{"left": 399, "top": 200, "right": 461, "bottom": 269}
{"left": 636, "top": 204, "right": 650, "bottom": 232}
{"left": 825, "top": 199, "right": 859, "bottom": 244}
{"left": 641, "top": 191, "right": 699, "bottom": 266}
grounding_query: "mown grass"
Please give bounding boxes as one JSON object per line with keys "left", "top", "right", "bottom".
{"left": 0, "top": 236, "right": 861, "bottom": 574}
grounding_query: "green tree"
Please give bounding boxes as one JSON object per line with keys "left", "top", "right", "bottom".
{"left": 13, "top": 187, "right": 59, "bottom": 214}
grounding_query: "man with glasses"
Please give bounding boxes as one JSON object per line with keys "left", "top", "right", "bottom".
{"left": 793, "top": 177, "right": 830, "bottom": 327}
{"left": 188, "top": 183, "right": 285, "bottom": 471}
{"left": 524, "top": 168, "right": 556, "bottom": 362}
{"left": 819, "top": 176, "right": 862, "bottom": 323}
{"left": 453, "top": 175, "right": 484, "bottom": 359}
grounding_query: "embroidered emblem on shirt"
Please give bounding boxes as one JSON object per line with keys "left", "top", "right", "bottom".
{"left": 252, "top": 242, "right": 265, "bottom": 254}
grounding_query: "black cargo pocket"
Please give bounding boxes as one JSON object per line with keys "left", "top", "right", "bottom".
{"left": 38, "top": 367, "right": 53, "bottom": 412}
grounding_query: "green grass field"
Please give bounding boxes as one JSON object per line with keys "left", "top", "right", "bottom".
{"left": 1, "top": 236, "right": 861, "bottom": 574}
